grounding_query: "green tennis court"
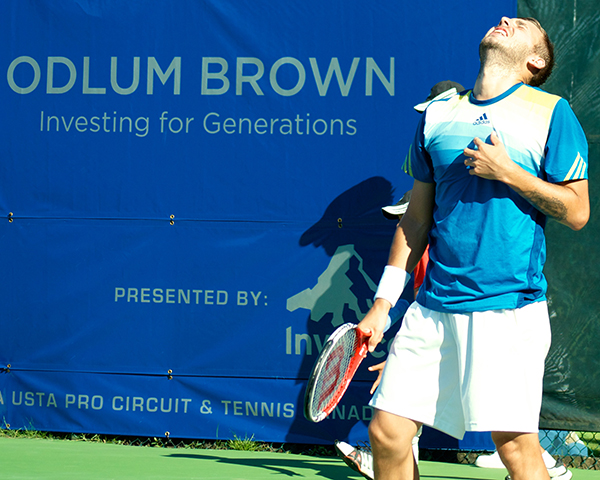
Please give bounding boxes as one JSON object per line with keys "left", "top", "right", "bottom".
{"left": 2, "top": 437, "right": 599, "bottom": 480}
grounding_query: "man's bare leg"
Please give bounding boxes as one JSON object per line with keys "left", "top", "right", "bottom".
{"left": 369, "top": 409, "right": 421, "bottom": 480}
{"left": 492, "top": 432, "right": 549, "bottom": 480}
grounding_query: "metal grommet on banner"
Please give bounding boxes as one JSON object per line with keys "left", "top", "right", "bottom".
{"left": 337, "top": 217, "right": 343, "bottom": 228}
{"left": 4, "top": 364, "right": 11, "bottom": 373}
{"left": 169, "top": 214, "right": 175, "bottom": 225}
{"left": 8, "top": 212, "right": 13, "bottom": 223}
{"left": 165, "top": 431, "right": 170, "bottom": 439}
{"left": 167, "top": 369, "right": 173, "bottom": 380}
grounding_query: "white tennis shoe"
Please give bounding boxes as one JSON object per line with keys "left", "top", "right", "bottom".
{"left": 474, "top": 450, "right": 505, "bottom": 468}
{"left": 334, "top": 435, "right": 420, "bottom": 480}
{"left": 505, "top": 462, "right": 572, "bottom": 480}
{"left": 334, "top": 441, "right": 374, "bottom": 480}
{"left": 543, "top": 449, "right": 573, "bottom": 479}
{"left": 476, "top": 449, "right": 571, "bottom": 480}
{"left": 505, "top": 452, "right": 572, "bottom": 480}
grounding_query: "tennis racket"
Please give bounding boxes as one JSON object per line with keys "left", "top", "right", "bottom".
{"left": 304, "top": 323, "right": 370, "bottom": 422}
{"left": 303, "top": 300, "right": 408, "bottom": 423}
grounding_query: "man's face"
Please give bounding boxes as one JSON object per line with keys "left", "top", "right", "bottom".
{"left": 480, "top": 17, "right": 543, "bottom": 66}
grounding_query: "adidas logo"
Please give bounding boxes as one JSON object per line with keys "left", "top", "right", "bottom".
{"left": 473, "top": 113, "right": 490, "bottom": 125}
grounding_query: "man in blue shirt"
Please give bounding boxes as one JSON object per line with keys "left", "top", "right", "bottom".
{"left": 358, "top": 16, "right": 589, "bottom": 480}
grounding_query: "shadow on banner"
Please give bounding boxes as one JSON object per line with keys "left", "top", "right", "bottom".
{"left": 284, "top": 176, "right": 412, "bottom": 444}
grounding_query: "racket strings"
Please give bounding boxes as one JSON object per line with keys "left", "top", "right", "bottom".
{"left": 311, "top": 330, "right": 359, "bottom": 413}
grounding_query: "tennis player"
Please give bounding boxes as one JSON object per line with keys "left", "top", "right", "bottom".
{"left": 358, "top": 16, "right": 589, "bottom": 480}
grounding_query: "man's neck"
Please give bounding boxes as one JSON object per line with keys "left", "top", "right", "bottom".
{"left": 473, "top": 67, "right": 523, "bottom": 101}
{"left": 473, "top": 57, "right": 527, "bottom": 101}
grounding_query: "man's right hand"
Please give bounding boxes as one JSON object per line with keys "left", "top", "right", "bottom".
{"left": 357, "top": 298, "right": 391, "bottom": 352}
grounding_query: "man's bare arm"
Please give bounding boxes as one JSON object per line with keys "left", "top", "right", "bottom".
{"left": 509, "top": 177, "right": 589, "bottom": 230}
{"left": 464, "top": 132, "right": 589, "bottom": 230}
{"left": 387, "top": 179, "right": 435, "bottom": 271}
{"left": 358, "top": 179, "right": 435, "bottom": 351}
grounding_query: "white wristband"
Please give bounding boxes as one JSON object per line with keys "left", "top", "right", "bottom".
{"left": 374, "top": 265, "right": 409, "bottom": 307}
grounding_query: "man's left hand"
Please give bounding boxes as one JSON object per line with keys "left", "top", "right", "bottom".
{"left": 463, "top": 131, "right": 518, "bottom": 182}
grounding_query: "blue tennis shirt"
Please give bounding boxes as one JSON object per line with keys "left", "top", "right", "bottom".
{"left": 403, "top": 83, "right": 588, "bottom": 313}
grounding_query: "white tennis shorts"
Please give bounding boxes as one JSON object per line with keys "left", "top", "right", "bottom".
{"left": 369, "top": 301, "right": 551, "bottom": 439}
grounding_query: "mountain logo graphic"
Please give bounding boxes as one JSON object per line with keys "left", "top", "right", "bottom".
{"left": 286, "top": 244, "right": 376, "bottom": 327}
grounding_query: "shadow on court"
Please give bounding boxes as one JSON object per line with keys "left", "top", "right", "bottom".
{"left": 5, "top": 437, "right": 594, "bottom": 480}
{"left": 164, "top": 452, "right": 509, "bottom": 480}
{"left": 165, "top": 452, "right": 355, "bottom": 479}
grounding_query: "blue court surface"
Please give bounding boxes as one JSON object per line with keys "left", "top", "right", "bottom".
{"left": 2, "top": 437, "right": 599, "bottom": 479}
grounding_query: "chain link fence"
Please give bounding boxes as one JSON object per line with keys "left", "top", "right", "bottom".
{"left": 422, "top": 429, "right": 600, "bottom": 470}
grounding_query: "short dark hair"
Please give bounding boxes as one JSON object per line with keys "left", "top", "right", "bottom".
{"left": 521, "top": 17, "right": 555, "bottom": 87}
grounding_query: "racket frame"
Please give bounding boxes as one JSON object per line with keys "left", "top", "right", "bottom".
{"left": 304, "top": 323, "right": 370, "bottom": 422}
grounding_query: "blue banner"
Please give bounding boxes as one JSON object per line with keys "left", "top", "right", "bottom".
{"left": 1, "top": 0, "right": 513, "bottom": 448}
